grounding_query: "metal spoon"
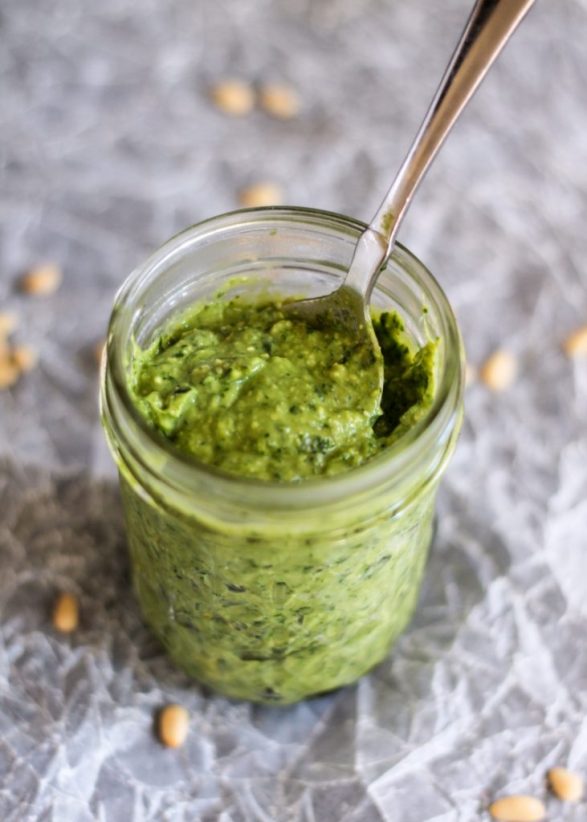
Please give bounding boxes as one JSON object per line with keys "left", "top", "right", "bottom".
{"left": 286, "top": 0, "right": 536, "bottom": 413}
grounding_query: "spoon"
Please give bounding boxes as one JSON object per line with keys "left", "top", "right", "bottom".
{"left": 286, "top": 0, "right": 536, "bottom": 413}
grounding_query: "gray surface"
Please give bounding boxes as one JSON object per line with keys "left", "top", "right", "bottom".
{"left": 1, "top": 0, "right": 587, "bottom": 819}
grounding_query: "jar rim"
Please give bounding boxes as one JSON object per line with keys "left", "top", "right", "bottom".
{"left": 102, "top": 206, "right": 464, "bottom": 514}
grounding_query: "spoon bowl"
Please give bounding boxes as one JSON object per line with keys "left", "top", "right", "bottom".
{"left": 284, "top": 227, "right": 387, "bottom": 417}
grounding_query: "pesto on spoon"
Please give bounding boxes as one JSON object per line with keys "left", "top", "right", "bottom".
{"left": 286, "top": 0, "right": 536, "bottom": 419}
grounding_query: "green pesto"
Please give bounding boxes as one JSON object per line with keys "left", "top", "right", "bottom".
{"left": 120, "top": 294, "right": 439, "bottom": 703}
{"left": 120, "top": 473, "right": 435, "bottom": 704}
{"left": 129, "top": 297, "right": 436, "bottom": 482}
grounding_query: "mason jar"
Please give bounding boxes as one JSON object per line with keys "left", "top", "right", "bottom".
{"left": 100, "top": 207, "right": 464, "bottom": 705}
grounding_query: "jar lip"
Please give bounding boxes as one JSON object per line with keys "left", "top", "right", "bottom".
{"left": 104, "top": 206, "right": 464, "bottom": 510}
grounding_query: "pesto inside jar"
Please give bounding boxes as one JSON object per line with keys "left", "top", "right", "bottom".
{"left": 128, "top": 294, "right": 437, "bottom": 481}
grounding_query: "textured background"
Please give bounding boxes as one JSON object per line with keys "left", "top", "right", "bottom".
{"left": 1, "top": 0, "right": 587, "bottom": 819}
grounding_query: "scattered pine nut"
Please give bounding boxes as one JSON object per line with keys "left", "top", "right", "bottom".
{"left": 547, "top": 766, "right": 584, "bottom": 802}
{"left": 563, "top": 326, "right": 587, "bottom": 358}
{"left": 259, "top": 84, "right": 301, "bottom": 119}
{"left": 158, "top": 704, "right": 189, "bottom": 748}
{"left": 480, "top": 349, "right": 517, "bottom": 392}
{"left": 21, "top": 264, "right": 62, "bottom": 296}
{"left": 0, "top": 359, "right": 20, "bottom": 389}
{"left": 238, "top": 182, "right": 283, "bottom": 208}
{"left": 0, "top": 312, "right": 18, "bottom": 338}
{"left": 94, "top": 339, "right": 106, "bottom": 367}
{"left": 210, "top": 80, "right": 255, "bottom": 116}
{"left": 12, "top": 345, "right": 38, "bottom": 373}
{"left": 52, "top": 592, "right": 79, "bottom": 633}
{"left": 488, "top": 795, "right": 545, "bottom": 822}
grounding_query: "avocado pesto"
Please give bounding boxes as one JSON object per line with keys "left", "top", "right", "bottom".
{"left": 129, "top": 296, "right": 436, "bottom": 481}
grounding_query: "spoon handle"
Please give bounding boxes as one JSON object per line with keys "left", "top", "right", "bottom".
{"left": 345, "top": 0, "right": 536, "bottom": 298}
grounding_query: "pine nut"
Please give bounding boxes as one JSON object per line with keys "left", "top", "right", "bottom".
{"left": 52, "top": 592, "right": 79, "bottom": 633}
{"left": 238, "top": 182, "right": 283, "bottom": 208}
{"left": 0, "top": 359, "right": 20, "bottom": 389}
{"left": 12, "top": 345, "right": 38, "bottom": 373}
{"left": 563, "top": 326, "right": 587, "bottom": 358}
{"left": 94, "top": 339, "right": 106, "bottom": 367}
{"left": 488, "top": 795, "right": 545, "bottom": 821}
{"left": 158, "top": 704, "right": 189, "bottom": 748}
{"left": 480, "top": 349, "right": 517, "bottom": 392}
{"left": 211, "top": 80, "right": 255, "bottom": 116}
{"left": 21, "top": 264, "right": 62, "bottom": 296}
{"left": 259, "top": 84, "right": 301, "bottom": 119}
{"left": 547, "top": 766, "right": 583, "bottom": 802}
{"left": 0, "top": 312, "right": 18, "bottom": 338}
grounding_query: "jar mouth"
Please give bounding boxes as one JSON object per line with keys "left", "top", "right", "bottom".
{"left": 102, "top": 206, "right": 464, "bottom": 513}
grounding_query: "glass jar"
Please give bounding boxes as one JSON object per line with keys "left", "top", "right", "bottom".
{"left": 100, "top": 207, "right": 464, "bottom": 705}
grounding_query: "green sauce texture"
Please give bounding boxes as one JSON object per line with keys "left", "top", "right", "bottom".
{"left": 129, "top": 297, "right": 436, "bottom": 481}
{"left": 120, "top": 294, "right": 439, "bottom": 703}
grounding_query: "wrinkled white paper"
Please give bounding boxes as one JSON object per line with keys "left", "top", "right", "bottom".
{"left": 1, "top": 0, "right": 586, "bottom": 819}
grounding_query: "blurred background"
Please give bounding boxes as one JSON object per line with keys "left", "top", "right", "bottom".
{"left": 1, "top": 1, "right": 587, "bottom": 819}
{"left": 1, "top": 0, "right": 583, "bottom": 469}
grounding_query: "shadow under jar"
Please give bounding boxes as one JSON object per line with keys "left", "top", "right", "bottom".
{"left": 100, "top": 207, "right": 464, "bottom": 705}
